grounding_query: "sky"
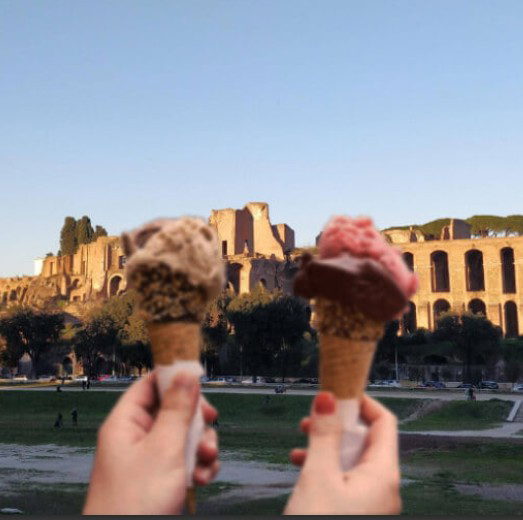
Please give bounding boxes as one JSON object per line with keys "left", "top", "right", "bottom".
{"left": 1, "top": 0, "right": 522, "bottom": 276}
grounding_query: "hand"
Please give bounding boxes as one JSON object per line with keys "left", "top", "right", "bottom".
{"left": 284, "top": 392, "right": 401, "bottom": 515}
{"left": 83, "top": 372, "right": 219, "bottom": 515}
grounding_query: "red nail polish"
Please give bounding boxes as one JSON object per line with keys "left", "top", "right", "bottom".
{"left": 315, "top": 392, "right": 335, "bottom": 414}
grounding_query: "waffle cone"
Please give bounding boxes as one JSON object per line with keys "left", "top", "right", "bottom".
{"left": 147, "top": 322, "right": 201, "bottom": 365}
{"left": 320, "top": 334, "right": 377, "bottom": 399}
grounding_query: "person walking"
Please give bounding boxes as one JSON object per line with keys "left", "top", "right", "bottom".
{"left": 82, "top": 380, "right": 86, "bottom": 391}
{"left": 71, "top": 408, "right": 78, "bottom": 427}
{"left": 54, "top": 413, "right": 63, "bottom": 429}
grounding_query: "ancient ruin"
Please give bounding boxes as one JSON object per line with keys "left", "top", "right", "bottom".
{"left": 1, "top": 211, "right": 521, "bottom": 338}
{"left": 384, "top": 219, "right": 523, "bottom": 338}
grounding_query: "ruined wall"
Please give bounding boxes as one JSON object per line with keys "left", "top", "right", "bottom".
{"left": 244, "top": 202, "right": 286, "bottom": 259}
{"left": 400, "top": 235, "right": 523, "bottom": 337}
{"left": 273, "top": 224, "right": 295, "bottom": 253}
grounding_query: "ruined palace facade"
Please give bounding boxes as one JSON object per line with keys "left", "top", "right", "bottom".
{"left": 1, "top": 211, "right": 521, "bottom": 338}
{"left": 385, "top": 220, "right": 523, "bottom": 337}
{"left": 0, "top": 203, "right": 297, "bottom": 311}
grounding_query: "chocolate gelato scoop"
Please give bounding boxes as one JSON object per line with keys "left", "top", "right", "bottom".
{"left": 293, "top": 253, "right": 407, "bottom": 322}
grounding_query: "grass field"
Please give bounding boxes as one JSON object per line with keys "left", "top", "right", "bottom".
{"left": 1, "top": 390, "right": 522, "bottom": 515}
{"left": 401, "top": 399, "right": 513, "bottom": 431}
{"left": 0, "top": 390, "right": 424, "bottom": 452}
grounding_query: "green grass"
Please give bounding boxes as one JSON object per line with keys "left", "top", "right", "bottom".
{"left": 0, "top": 390, "right": 120, "bottom": 446}
{"left": 0, "top": 391, "right": 422, "bottom": 450}
{"left": 401, "top": 482, "right": 523, "bottom": 516}
{"left": 196, "top": 481, "right": 523, "bottom": 516}
{"left": 401, "top": 399, "right": 513, "bottom": 431}
{"left": 0, "top": 483, "right": 88, "bottom": 515}
{"left": 0, "top": 481, "right": 236, "bottom": 515}
{"left": 402, "top": 442, "right": 523, "bottom": 485}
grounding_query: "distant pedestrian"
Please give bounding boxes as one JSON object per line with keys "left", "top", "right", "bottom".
{"left": 82, "top": 380, "right": 86, "bottom": 391}
{"left": 54, "top": 413, "right": 63, "bottom": 429}
{"left": 86, "top": 378, "right": 91, "bottom": 390}
{"left": 71, "top": 408, "right": 78, "bottom": 427}
{"left": 56, "top": 384, "right": 62, "bottom": 392}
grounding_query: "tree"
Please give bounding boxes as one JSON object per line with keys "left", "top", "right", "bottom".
{"left": 59, "top": 216, "right": 77, "bottom": 255}
{"left": 0, "top": 307, "right": 65, "bottom": 378}
{"left": 202, "top": 292, "right": 232, "bottom": 377}
{"left": 432, "top": 312, "right": 502, "bottom": 383}
{"left": 93, "top": 225, "right": 108, "bottom": 241}
{"left": 226, "top": 286, "right": 275, "bottom": 380}
{"left": 76, "top": 216, "right": 95, "bottom": 246}
{"left": 502, "top": 339, "right": 523, "bottom": 383}
{"left": 73, "top": 313, "right": 120, "bottom": 377}
{"left": 266, "top": 295, "right": 310, "bottom": 381}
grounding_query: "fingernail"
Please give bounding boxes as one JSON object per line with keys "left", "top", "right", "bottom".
{"left": 315, "top": 392, "right": 336, "bottom": 414}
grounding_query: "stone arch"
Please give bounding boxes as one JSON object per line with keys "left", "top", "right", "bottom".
{"left": 227, "top": 263, "right": 243, "bottom": 294}
{"left": 108, "top": 275, "right": 123, "bottom": 297}
{"left": 403, "top": 252, "right": 414, "bottom": 272}
{"left": 504, "top": 301, "right": 519, "bottom": 338}
{"left": 402, "top": 302, "right": 417, "bottom": 334}
{"left": 468, "top": 298, "right": 486, "bottom": 316}
{"left": 430, "top": 251, "right": 450, "bottom": 292}
{"left": 433, "top": 299, "right": 450, "bottom": 321}
{"left": 465, "top": 249, "right": 485, "bottom": 291}
{"left": 258, "top": 278, "right": 267, "bottom": 289}
{"left": 501, "top": 247, "right": 516, "bottom": 294}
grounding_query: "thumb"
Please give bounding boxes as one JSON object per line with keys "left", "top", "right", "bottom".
{"left": 150, "top": 371, "right": 199, "bottom": 459}
{"left": 303, "top": 392, "right": 343, "bottom": 473}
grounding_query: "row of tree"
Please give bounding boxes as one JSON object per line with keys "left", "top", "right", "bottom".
{"left": 1, "top": 288, "right": 522, "bottom": 383}
{"left": 384, "top": 215, "right": 523, "bottom": 240}
{"left": 58, "top": 216, "right": 108, "bottom": 256}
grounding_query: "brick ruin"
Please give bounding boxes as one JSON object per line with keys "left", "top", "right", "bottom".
{"left": 1, "top": 211, "right": 521, "bottom": 338}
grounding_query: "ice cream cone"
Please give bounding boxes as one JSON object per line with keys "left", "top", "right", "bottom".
{"left": 147, "top": 322, "right": 203, "bottom": 514}
{"left": 122, "top": 217, "right": 225, "bottom": 516}
{"left": 147, "top": 322, "right": 202, "bottom": 365}
{"left": 319, "top": 335, "right": 377, "bottom": 399}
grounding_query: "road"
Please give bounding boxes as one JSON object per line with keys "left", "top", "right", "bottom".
{"left": 0, "top": 383, "right": 518, "bottom": 402}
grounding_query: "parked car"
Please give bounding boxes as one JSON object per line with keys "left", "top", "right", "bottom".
{"left": 13, "top": 375, "right": 28, "bottom": 381}
{"left": 368, "top": 380, "right": 401, "bottom": 388}
{"left": 207, "top": 378, "right": 227, "bottom": 385}
{"left": 419, "top": 381, "right": 446, "bottom": 389}
{"left": 478, "top": 381, "right": 499, "bottom": 390}
{"left": 73, "top": 376, "right": 88, "bottom": 382}
{"left": 512, "top": 383, "right": 523, "bottom": 392}
{"left": 457, "top": 383, "right": 476, "bottom": 389}
{"left": 37, "top": 375, "right": 55, "bottom": 382}
{"left": 274, "top": 384, "right": 286, "bottom": 394}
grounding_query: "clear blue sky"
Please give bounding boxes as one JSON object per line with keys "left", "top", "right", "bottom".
{"left": 1, "top": 0, "right": 522, "bottom": 276}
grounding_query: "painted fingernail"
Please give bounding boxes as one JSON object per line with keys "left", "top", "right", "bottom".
{"left": 315, "top": 392, "right": 336, "bottom": 414}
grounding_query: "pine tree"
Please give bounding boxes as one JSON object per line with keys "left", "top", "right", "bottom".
{"left": 93, "top": 225, "right": 108, "bottom": 241}
{"left": 59, "top": 217, "right": 77, "bottom": 255}
{"left": 76, "top": 216, "right": 94, "bottom": 246}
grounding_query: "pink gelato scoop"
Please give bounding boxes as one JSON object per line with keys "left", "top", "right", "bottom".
{"left": 318, "top": 215, "right": 418, "bottom": 300}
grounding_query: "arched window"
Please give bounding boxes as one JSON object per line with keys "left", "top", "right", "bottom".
{"left": 402, "top": 302, "right": 417, "bottom": 334}
{"left": 227, "top": 263, "right": 242, "bottom": 294}
{"left": 430, "top": 251, "right": 450, "bottom": 292}
{"left": 403, "top": 252, "right": 414, "bottom": 272}
{"left": 433, "top": 299, "right": 450, "bottom": 321}
{"left": 108, "top": 276, "right": 122, "bottom": 297}
{"left": 501, "top": 248, "right": 516, "bottom": 294}
{"left": 504, "top": 301, "right": 519, "bottom": 338}
{"left": 468, "top": 298, "right": 486, "bottom": 316}
{"left": 465, "top": 250, "right": 485, "bottom": 291}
